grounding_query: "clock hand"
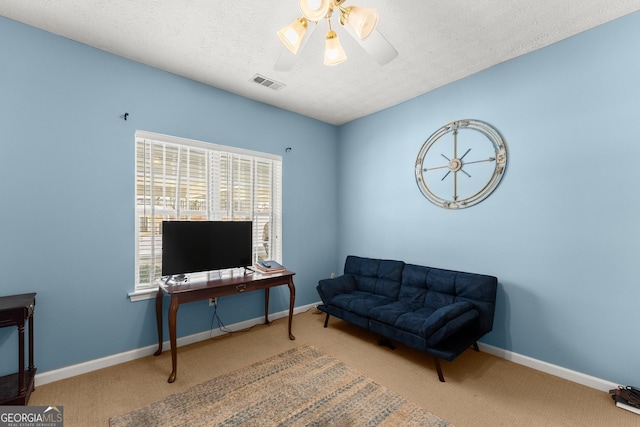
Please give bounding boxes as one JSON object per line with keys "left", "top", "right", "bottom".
{"left": 454, "top": 155, "right": 493, "bottom": 177}
{"left": 427, "top": 152, "right": 480, "bottom": 180}
{"left": 423, "top": 164, "right": 450, "bottom": 172}
{"left": 453, "top": 128, "right": 458, "bottom": 162}
{"left": 463, "top": 157, "right": 495, "bottom": 166}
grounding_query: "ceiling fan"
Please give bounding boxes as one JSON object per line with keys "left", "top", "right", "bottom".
{"left": 275, "top": 0, "right": 398, "bottom": 70}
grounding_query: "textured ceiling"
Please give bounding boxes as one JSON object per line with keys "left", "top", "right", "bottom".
{"left": 2, "top": 0, "right": 640, "bottom": 125}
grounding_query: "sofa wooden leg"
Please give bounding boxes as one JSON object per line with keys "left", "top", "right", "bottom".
{"left": 473, "top": 341, "right": 479, "bottom": 352}
{"left": 323, "top": 313, "right": 330, "bottom": 328}
{"left": 433, "top": 357, "right": 445, "bottom": 382}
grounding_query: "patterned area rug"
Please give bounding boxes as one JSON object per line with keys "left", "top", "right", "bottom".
{"left": 110, "top": 344, "right": 451, "bottom": 426}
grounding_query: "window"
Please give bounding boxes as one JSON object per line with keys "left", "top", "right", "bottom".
{"left": 133, "top": 131, "right": 282, "bottom": 295}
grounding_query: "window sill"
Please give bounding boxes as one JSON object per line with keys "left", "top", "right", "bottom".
{"left": 128, "top": 287, "right": 158, "bottom": 302}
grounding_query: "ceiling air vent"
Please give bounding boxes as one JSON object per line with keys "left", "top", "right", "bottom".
{"left": 251, "top": 74, "right": 285, "bottom": 91}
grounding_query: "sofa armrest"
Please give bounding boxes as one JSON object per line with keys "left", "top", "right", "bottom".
{"left": 317, "top": 274, "right": 357, "bottom": 305}
{"left": 422, "top": 301, "right": 479, "bottom": 347}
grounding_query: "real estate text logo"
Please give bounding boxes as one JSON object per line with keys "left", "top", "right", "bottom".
{"left": 0, "top": 406, "right": 63, "bottom": 427}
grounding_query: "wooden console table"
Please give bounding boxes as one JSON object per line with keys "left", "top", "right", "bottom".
{"left": 0, "top": 293, "right": 36, "bottom": 405}
{"left": 154, "top": 269, "right": 295, "bottom": 383}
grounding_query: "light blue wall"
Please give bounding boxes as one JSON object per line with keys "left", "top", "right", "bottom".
{"left": 337, "top": 12, "right": 640, "bottom": 386}
{"left": 0, "top": 17, "right": 339, "bottom": 374}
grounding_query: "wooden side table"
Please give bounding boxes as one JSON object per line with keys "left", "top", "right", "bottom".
{"left": 0, "top": 293, "right": 36, "bottom": 405}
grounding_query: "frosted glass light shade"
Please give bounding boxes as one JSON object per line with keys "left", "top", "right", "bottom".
{"left": 344, "top": 6, "right": 378, "bottom": 39}
{"left": 277, "top": 18, "right": 308, "bottom": 54}
{"left": 299, "top": 0, "right": 331, "bottom": 21}
{"left": 324, "top": 30, "right": 347, "bottom": 66}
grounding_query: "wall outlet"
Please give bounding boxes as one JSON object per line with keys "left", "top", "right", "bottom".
{"left": 209, "top": 298, "right": 217, "bottom": 306}
{"left": 330, "top": 272, "right": 335, "bottom": 279}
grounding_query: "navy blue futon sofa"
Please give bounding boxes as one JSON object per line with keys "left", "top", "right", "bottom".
{"left": 316, "top": 255, "right": 498, "bottom": 382}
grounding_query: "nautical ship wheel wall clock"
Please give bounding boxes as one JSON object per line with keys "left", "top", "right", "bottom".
{"left": 415, "top": 119, "right": 508, "bottom": 209}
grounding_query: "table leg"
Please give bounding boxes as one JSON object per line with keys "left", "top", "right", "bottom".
{"left": 18, "top": 323, "right": 25, "bottom": 395}
{"left": 154, "top": 290, "right": 163, "bottom": 356}
{"left": 168, "top": 296, "right": 179, "bottom": 383}
{"left": 28, "top": 313, "right": 34, "bottom": 394}
{"left": 287, "top": 278, "right": 296, "bottom": 340}
{"left": 28, "top": 313, "right": 34, "bottom": 371}
{"left": 264, "top": 288, "right": 271, "bottom": 325}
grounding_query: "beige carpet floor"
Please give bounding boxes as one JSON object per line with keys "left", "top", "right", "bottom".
{"left": 30, "top": 309, "right": 636, "bottom": 426}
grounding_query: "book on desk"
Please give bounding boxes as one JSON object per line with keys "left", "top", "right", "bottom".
{"left": 255, "top": 260, "right": 286, "bottom": 273}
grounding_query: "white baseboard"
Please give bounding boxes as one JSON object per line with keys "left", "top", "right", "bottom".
{"left": 35, "top": 302, "right": 318, "bottom": 386}
{"left": 477, "top": 342, "right": 619, "bottom": 392}
{"left": 35, "top": 305, "right": 618, "bottom": 393}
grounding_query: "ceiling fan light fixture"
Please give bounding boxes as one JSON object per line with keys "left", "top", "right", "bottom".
{"left": 277, "top": 0, "right": 396, "bottom": 69}
{"left": 341, "top": 6, "right": 378, "bottom": 40}
{"left": 324, "top": 30, "right": 347, "bottom": 66}
{"left": 299, "top": 0, "right": 332, "bottom": 21}
{"left": 277, "top": 17, "right": 308, "bottom": 54}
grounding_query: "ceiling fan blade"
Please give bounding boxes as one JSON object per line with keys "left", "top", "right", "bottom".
{"left": 345, "top": 26, "right": 398, "bottom": 65}
{"left": 274, "top": 22, "right": 317, "bottom": 72}
{"left": 274, "top": 49, "right": 298, "bottom": 72}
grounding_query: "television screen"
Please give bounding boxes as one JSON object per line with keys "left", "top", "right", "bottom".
{"left": 161, "top": 221, "right": 252, "bottom": 277}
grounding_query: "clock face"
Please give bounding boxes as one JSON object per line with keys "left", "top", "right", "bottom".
{"left": 415, "top": 119, "right": 507, "bottom": 209}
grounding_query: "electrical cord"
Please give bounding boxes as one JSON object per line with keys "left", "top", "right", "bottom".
{"left": 209, "top": 302, "right": 234, "bottom": 337}
{"left": 208, "top": 303, "right": 285, "bottom": 339}
{"left": 208, "top": 304, "right": 324, "bottom": 340}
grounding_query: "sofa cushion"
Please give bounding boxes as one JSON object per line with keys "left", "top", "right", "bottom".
{"left": 425, "top": 307, "right": 480, "bottom": 346}
{"left": 330, "top": 291, "right": 395, "bottom": 318}
{"left": 453, "top": 271, "right": 498, "bottom": 334}
{"left": 317, "top": 274, "right": 357, "bottom": 305}
{"left": 344, "top": 256, "right": 404, "bottom": 300}
{"left": 369, "top": 300, "right": 478, "bottom": 346}
{"left": 400, "top": 264, "right": 459, "bottom": 308}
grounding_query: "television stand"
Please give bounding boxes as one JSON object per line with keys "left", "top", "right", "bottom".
{"left": 154, "top": 269, "right": 296, "bottom": 383}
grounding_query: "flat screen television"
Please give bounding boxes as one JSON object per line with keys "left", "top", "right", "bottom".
{"left": 161, "top": 221, "right": 252, "bottom": 277}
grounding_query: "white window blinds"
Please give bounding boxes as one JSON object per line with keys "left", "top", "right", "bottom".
{"left": 134, "top": 131, "right": 282, "bottom": 290}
